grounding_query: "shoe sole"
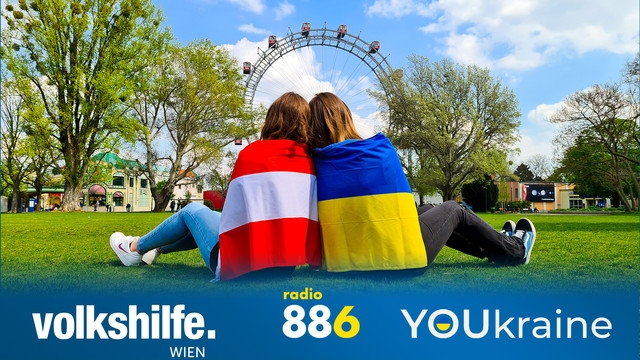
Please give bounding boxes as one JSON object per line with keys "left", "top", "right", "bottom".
{"left": 520, "top": 218, "right": 536, "bottom": 265}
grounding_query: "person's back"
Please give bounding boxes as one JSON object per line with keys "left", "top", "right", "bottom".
{"left": 218, "top": 139, "right": 321, "bottom": 280}
{"left": 309, "top": 93, "right": 427, "bottom": 273}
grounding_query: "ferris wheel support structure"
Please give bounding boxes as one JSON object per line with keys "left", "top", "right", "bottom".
{"left": 243, "top": 24, "right": 394, "bottom": 109}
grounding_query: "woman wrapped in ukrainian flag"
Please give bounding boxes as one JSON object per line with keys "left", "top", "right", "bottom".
{"left": 308, "top": 92, "right": 536, "bottom": 272}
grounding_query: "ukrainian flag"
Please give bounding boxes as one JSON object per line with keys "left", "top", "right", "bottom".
{"left": 313, "top": 133, "right": 428, "bottom": 272}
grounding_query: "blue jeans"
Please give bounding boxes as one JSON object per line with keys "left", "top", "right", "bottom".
{"left": 137, "top": 202, "right": 221, "bottom": 271}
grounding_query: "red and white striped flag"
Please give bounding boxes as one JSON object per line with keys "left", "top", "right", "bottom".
{"left": 217, "top": 140, "right": 321, "bottom": 280}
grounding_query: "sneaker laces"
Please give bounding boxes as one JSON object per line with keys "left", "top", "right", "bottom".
{"left": 514, "top": 230, "right": 526, "bottom": 239}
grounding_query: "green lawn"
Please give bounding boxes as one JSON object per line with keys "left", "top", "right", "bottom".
{"left": 1, "top": 211, "right": 638, "bottom": 294}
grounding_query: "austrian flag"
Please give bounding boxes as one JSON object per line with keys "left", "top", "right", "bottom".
{"left": 217, "top": 140, "right": 321, "bottom": 280}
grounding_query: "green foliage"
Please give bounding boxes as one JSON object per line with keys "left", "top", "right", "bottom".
{"left": 551, "top": 82, "right": 639, "bottom": 211}
{"left": 501, "top": 200, "right": 532, "bottom": 211}
{"left": 373, "top": 55, "right": 520, "bottom": 200}
{"left": 129, "top": 39, "right": 247, "bottom": 212}
{"left": 155, "top": 180, "right": 167, "bottom": 193}
{"left": 203, "top": 199, "right": 214, "bottom": 210}
{"left": 1, "top": 0, "right": 172, "bottom": 211}
{"left": 555, "top": 139, "right": 620, "bottom": 201}
{"left": 203, "top": 151, "right": 238, "bottom": 198}
{"left": 461, "top": 176, "right": 499, "bottom": 212}
{"left": 1, "top": 79, "right": 33, "bottom": 212}
{"left": 514, "top": 163, "right": 535, "bottom": 181}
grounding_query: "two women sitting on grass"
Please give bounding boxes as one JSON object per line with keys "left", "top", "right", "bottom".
{"left": 110, "top": 92, "right": 536, "bottom": 280}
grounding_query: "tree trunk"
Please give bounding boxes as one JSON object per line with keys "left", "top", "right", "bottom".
{"left": 152, "top": 185, "right": 175, "bottom": 212}
{"left": 34, "top": 186, "right": 43, "bottom": 212}
{"left": 613, "top": 183, "right": 633, "bottom": 211}
{"left": 10, "top": 183, "right": 21, "bottom": 213}
{"left": 60, "top": 139, "right": 86, "bottom": 211}
{"left": 625, "top": 161, "right": 639, "bottom": 211}
{"left": 61, "top": 180, "right": 83, "bottom": 211}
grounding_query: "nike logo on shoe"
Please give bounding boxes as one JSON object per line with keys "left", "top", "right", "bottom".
{"left": 118, "top": 243, "right": 128, "bottom": 253}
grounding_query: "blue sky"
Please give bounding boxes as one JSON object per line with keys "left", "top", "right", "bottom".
{"left": 53, "top": 1, "right": 640, "bottom": 166}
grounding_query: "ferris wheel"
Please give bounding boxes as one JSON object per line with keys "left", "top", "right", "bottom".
{"left": 241, "top": 22, "right": 400, "bottom": 127}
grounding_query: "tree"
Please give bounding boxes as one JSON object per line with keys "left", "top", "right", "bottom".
{"left": 22, "top": 102, "right": 57, "bottom": 211}
{"left": 550, "top": 83, "right": 639, "bottom": 211}
{"left": 1, "top": 0, "right": 171, "bottom": 211}
{"left": 461, "top": 175, "right": 499, "bottom": 212}
{"left": 373, "top": 55, "right": 521, "bottom": 200}
{"left": 525, "top": 154, "right": 553, "bottom": 181}
{"left": 553, "top": 138, "right": 623, "bottom": 206}
{"left": 513, "top": 163, "right": 534, "bottom": 182}
{"left": 130, "top": 39, "right": 249, "bottom": 212}
{"left": 203, "top": 151, "right": 238, "bottom": 199}
{"left": 1, "top": 83, "right": 30, "bottom": 213}
{"left": 398, "top": 149, "right": 438, "bottom": 206}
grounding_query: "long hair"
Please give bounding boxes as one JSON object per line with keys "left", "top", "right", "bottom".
{"left": 260, "top": 92, "right": 310, "bottom": 144}
{"left": 309, "top": 92, "right": 362, "bottom": 148}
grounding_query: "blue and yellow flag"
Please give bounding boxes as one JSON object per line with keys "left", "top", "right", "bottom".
{"left": 313, "top": 133, "right": 428, "bottom": 272}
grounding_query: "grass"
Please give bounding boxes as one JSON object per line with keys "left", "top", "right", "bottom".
{"left": 1, "top": 211, "right": 638, "bottom": 295}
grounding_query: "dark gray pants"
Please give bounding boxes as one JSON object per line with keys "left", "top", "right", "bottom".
{"left": 418, "top": 201, "right": 525, "bottom": 266}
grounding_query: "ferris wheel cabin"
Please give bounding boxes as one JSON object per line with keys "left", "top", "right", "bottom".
{"left": 242, "top": 62, "right": 251, "bottom": 74}
{"left": 268, "top": 35, "right": 277, "bottom": 49}
{"left": 301, "top": 22, "right": 311, "bottom": 37}
{"left": 337, "top": 24, "right": 347, "bottom": 39}
{"left": 369, "top": 41, "right": 380, "bottom": 54}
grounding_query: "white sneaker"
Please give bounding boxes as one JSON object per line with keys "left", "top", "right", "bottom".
{"left": 109, "top": 232, "right": 142, "bottom": 266}
{"left": 141, "top": 248, "right": 160, "bottom": 265}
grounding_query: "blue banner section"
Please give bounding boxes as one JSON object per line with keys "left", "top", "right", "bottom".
{"left": 0, "top": 286, "right": 637, "bottom": 359}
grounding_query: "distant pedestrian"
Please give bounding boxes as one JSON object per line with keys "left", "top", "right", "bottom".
{"left": 94, "top": 201, "right": 98, "bottom": 212}
{"left": 126, "top": 203, "right": 131, "bottom": 213}
{"left": 170, "top": 200, "right": 176, "bottom": 213}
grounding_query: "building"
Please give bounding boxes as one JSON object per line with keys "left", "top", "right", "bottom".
{"left": 22, "top": 152, "right": 203, "bottom": 212}
{"left": 173, "top": 170, "right": 204, "bottom": 204}
{"left": 495, "top": 181, "right": 610, "bottom": 211}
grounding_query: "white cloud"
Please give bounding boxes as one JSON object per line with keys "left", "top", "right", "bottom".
{"left": 274, "top": 1, "right": 295, "bottom": 21}
{"left": 227, "top": 0, "right": 265, "bottom": 14}
{"left": 238, "top": 24, "right": 270, "bottom": 35}
{"left": 443, "top": 33, "right": 493, "bottom": 69}
{"left": 366, "top": 0, "right": 432, "bottom": 17}
{"left": 513, "top": 130, "right": 557, "bottom": 165}
{"left": 352, "top": 111, "right": 384, "bottom": 138}
{"left": 224, "top": 38, "right": 331, "bottom": 106}
{"left": 512, "top": 100, "right": 566, "bottom": 163}
{"left": 526, "top": 101, "right": 565, "bottom": 126}
{"left": 224, "top": 38, "right": 383, "bottom": 138}
{"left": 367, "top": 0, "right": 639, "bottom": 71}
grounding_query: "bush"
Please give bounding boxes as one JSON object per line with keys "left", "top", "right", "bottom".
{"left": 461, "top": 176, "right": 499, "bottom": 212}
{"left": 203, "top": 199, "right": 214, "bottom": 210}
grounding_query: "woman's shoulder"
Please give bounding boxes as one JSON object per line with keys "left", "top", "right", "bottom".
{"left": 313, "top": 133, "right": 390, "bottom": 156}
{"left": 242, "top": 139, "right": 310, "bottom": 154}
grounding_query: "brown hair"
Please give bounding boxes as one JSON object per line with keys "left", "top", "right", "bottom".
{"left": 260, "top": 92, "right": 310, "bottom": 144}
{"left": 309, "top": 92, "right": 362, "bottom": 148}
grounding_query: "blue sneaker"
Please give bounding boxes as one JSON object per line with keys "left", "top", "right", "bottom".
{"left": 500, "top": 220, "right": 516, "bottom": 236}
{"left": 514, "top": 218, "right": 536, "bottom": 265}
